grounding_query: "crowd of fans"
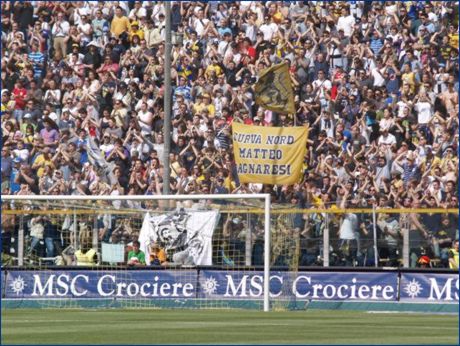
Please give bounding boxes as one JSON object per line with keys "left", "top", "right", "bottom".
{"left": 1, "top": 1, "right": 458, "bottom": 267}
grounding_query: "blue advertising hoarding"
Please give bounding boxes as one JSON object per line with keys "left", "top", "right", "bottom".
{"left": 199, "top": 271, "right": 398, "bottom": 301}
{"left": 4, "top": 270, "right": 398, "bottom": 302}
{"left": 400, "top": 273, "right": 458, "bottom": 304}
{"left": 4, "top": 270, "right": 457, "bottom": 303}
{"left": 4, "top": 270, "right": 198, "bottom": 299}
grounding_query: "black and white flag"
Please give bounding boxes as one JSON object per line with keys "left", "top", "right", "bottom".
{"left": 139, "top": 209, "right": 220, "bottom": 265}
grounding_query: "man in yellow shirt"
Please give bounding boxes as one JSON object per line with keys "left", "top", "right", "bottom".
{"left": 448, "top": 24, "right": 459, "bottom": 49}
{"left": 75, "top": 242, "right": 97, "bottom": 266}
{"left": 192, "top": 95, "right": 207, "bottom": 115}
{"left": 205, "top": 57, "right": 223, "bottom": 79}
{"left": 201, "top": 94, "right": 215, "bottom": 118}
{"left": 31, "top": 147, "right": 54, "bottom": 177}
{"left": 111, "top": 6, "right": 130, "bottom": 39}
{"left": 420, "top": 146, "right": 441, "bottom": 175}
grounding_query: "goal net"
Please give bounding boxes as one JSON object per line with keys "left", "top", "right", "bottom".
{"left": 1, "top": 194, "right": 304, "bottom": 311}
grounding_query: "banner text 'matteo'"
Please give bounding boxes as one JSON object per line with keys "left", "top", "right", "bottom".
{"left": 232, "top": 122, "right": 308, "bottom": 185}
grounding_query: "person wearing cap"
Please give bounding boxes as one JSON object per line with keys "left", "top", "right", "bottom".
{"left": 128, "top": 20, "right": 144, "bottom": 42}
{"left": 110, "top": 97, "right": 128, "bottom": 128}
{"left": 83, "top": 42, "right": 102, "bottom": 71}
{"left": 393, "top": 150, "right": 421, "bottom": 187}
{"left": 218, "top": 30, "right": 233, "bottom": 56}
{"left": 222, "top": 212, "right": 245, "bottom": 257}
{"left": 100, "top": 126, "right": 117, "bottom": 151}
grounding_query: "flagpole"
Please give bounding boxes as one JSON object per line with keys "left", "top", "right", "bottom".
{"left": 163, "top": 1, "right": 172, "bottom": 195}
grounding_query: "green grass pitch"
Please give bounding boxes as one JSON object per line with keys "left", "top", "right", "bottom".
{"left": 1, "top": 309, "right": 458, "bottom": 345}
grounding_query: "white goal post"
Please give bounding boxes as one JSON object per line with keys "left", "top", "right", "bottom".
{"left": 1, "top": 193, "right": 272, "bottom": 312}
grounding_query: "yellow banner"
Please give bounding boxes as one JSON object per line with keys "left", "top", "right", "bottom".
{"left": 232, "top": 122, "right": 308, "bottom": 185}
{"left": 254, "top": 62, "right": 295, "bottom": 114}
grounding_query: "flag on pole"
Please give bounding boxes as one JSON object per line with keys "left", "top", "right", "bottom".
{"left": 254, "top": 62, "right": 295, "bottom": 114}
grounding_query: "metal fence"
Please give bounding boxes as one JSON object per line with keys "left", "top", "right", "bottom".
{"left": 1, "top": 198, "right": 458, "bottom": 270}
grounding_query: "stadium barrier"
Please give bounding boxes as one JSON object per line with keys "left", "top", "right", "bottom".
{"left": 2, "top": 267, "right": 458, "bottom": 312}
{"left": 1, "top": 195, "right": 458, "bottom": 311}
{"left": 2, "top": 196, "right": 457, "bottom": 270}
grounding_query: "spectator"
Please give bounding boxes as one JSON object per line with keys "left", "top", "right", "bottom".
{"left": 149, "top": 242, "right": 167, "bottom": 266}
{"left": 111, "top": 6, "right": 130, "bottom": 40}
{"left": 448, "top": 239, "right": 459, "bottom": 269}
{"left": 127, "top": 240, "right": 146, "bottom": 266}
{"left": 51, "top": 12, "right": 70, "bottom": 58}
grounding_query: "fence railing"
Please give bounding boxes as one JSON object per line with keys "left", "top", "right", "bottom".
{"left": 1, "top": 197, "right": 458, "bottom": 270}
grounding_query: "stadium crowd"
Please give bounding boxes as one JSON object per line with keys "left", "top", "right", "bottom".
{"left": 1, "top": 1, "right": 458, "bottom": 268}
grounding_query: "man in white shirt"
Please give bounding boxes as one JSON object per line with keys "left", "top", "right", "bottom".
{"left": 51, "top": 13, "right": 70, "bottom": 58}
{"left": 312, "top": 70, "right": 332, "bottom": 103}
{"left": 243, "top": 13, "right": 257, "bottom": 43}
{"left": 414, "top": 94, "right": 433, "bottom": 125}
{"left": 377, "top": 129, "right": 397, "bottom": 148}
{"left": 371, "top": 59, "right": 386, "bottom": 87}
{"left": 336, "top": 7, "right": 355, "bottom": 37}
{"left": 137, "top": 102, "right": 153, "bottom": 136}
{"left": 218, "top": 32, "right": 233, "bottom": 57}
{"left": 193, "top": 8, "right": 210, "bottom": 37}
{"left": 129, "top": 1, "right": 147, "bottom": 20}
{"left": 259, "top": 16, "right": 278, "bottom": 41}
{"left": 143, "top": 20, "right": 163, "bottom": 48}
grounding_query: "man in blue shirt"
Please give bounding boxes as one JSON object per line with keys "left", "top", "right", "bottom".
{"left": 28, "top": 42, "right": 45, "bottom": 79}
{"left": 369, "top": 30, "right": 384, "bottom": 56}
{"left": 418, "top": 13, "right": 436, "bottom": 35}
{"left": 173, "top": 77, "right": 192, "bottom": 102}
{"left": 217, "top": 18, "right": 232, "bottom": 37}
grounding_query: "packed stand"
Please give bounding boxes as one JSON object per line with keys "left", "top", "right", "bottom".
{"left": 1, "top": 1, "right": 458, "bottom": 268}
